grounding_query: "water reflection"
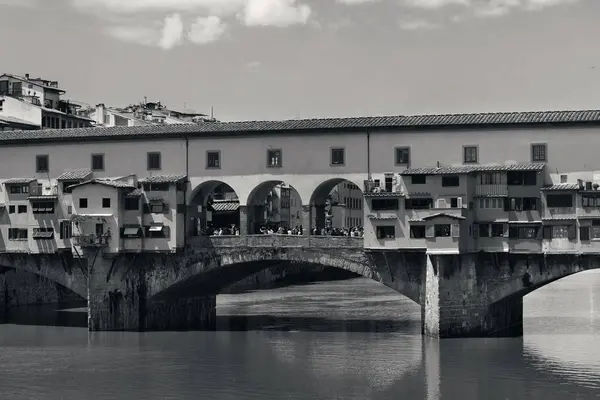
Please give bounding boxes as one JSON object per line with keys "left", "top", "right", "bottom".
{"left": 0, "top": 275, "right": 599, "bottom": 400}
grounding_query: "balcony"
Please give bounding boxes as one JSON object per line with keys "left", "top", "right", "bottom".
{"left": 73, "top": 234, "right": 109, "bottom": 247}
{"left": 475, "top": 184, "right": 508, "bottom": 197}
{"left": 363, "top": 180, "right": 403, "bottom": 197}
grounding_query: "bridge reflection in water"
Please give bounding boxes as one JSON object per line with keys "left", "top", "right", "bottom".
{"left": 0, "top": 274, "right": 599, "bottom": 399}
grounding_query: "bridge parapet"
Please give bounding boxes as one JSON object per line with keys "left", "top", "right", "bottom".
{"left": 189, "top": 235, "right": 364, "bottom": 249}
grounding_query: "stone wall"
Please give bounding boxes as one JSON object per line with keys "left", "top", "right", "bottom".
{"left": 0, "top": 269, "right": 82, "bottom": 308}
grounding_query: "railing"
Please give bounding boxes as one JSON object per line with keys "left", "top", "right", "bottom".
{"left": 189, "top": 235, "right": 363, "bottom": 249}
{"left": 72, "top": 234, "right": 109, "bottom": 247}
{"left": 475, "top": 184, "right": 508, "bottom": 197}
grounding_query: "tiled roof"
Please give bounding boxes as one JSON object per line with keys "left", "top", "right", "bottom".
{"left": 70, "top": 179, "right": 135, "bottom": 190}
{"left": 57, "top": 169, "right": 92, "bottom": 181}
{"left": 3, "top": 177, "right": 36, "bottom": 184}
{"left": 141, "top": 175, "right": 187, "bottom": 183}
{"left": 125, "top": 188, "right": 143, "bottom": 197}
{"left": 363, "top": 191, "right": 404, "bottom": 197}
{"left": 210, "top": 200, "right": 240, "bottom": 212}
{"left": 3, "top": 109, "right": 600, "bottom": 143}
{"left": 0, "top": 115, "right": 39, "bottom": 128}
{"left": 401, "top": 163, "right": 546, "bottom": 175}
{"left": 421, "top": 213, "right": 466, "bottom": 220}
{"left": 541, "top": 183, "right": 580, "bottom": 191}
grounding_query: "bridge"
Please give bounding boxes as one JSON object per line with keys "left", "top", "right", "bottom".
{"left": 1, "top": 234, "right": 598, "bottom": 338}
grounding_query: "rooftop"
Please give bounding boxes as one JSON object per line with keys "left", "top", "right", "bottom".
{"left": 2, "top": 109, "right": 600, "bottom": 143}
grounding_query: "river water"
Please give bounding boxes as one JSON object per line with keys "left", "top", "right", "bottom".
{"left": 1, "top": 271, "right": 599, "bottom": 400}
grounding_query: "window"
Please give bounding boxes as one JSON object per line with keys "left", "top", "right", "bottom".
{"left": 405, "top": 198, "right": 432, "bottom": 209}
{"left": 18, "top": 205, "right": 27, "bottom": 213}
{"left": 560, "top": 174, "right": 568, "bottom": 183}
{"left": 267, "top": 149, "right": 282, "bottom": 167}
{"left": 331, "top": 148, "right": 345, "bottom": 166}
{"left": 33, "top": 227, "right": 54, "bottom": 240}
{"left": 546, "top": 194, "right": 573, "bottom": 208}
{"left": 411, "top": 175, "right": 426, "bottom": 185}
{"left": 147, "top": 152, "right": 161, "bottom": 170}
{"left": 121, "top": 226, "right": 143, "bottom": 238}
{"left": 32, "top": 201, "right": 55, "bottom": 214}
{"left": 442, "top": 175, "right": 460, "bottom": 187}
{"left": 12, "top": 81, "right": 22, "bottom": 95}
{"left": 102, "top": 198, "right": 111, "bottom": 208}
{"left": 36, "top": 155, "right": 49, "bottom": 173}
{"left": 124, "top": 197, "right": 139, "bottom": 211}
{"left": 8, "top": 228, "right": 28, "bottom": 240}
{"left": 463, "top": 146, "right": 478, "bottom": 163}
{"left": 59, "top": 220, "right": 72, "bottom": 239}
{"left": 531, "top": 143, "right": 547, "bottom": 162}
{"left": 477, "top": 223, "right": 505, "bottom": 237}
{"left": 148, "top": 199, "right": 164, "bottom": 214}
{"left": 376, "top": 226, "right": 395, "bottom": 239}
{"left": 91, "top": 154, "right": 104, "bottom": 171}
{"left": 395, "top": 147, "right": 410, "bottom": 165}
{"left": 371, "top": 198, "right": 399, "bottom": 211}
{"left": 580, "top": 226, "right": 591, "bottom": 241}
{"left": 206, "top": 151, "right": 221, "bottom": 169}
{"left": 79, "top": 198, "right": 88, "bottom": 208}
{"left": 145, "top": 225, "right": 170, "bottom": 238}
{"left": 507, "top": 171, "right": 537, "bottom": 186}
{"left": 508, "top": 225, "right": 540, "bottom": 239}
{"left": 384, "top": 175, "right": 394, "bottom": 192}
{"left": 508, "top": 197, "right": 538, "bottom": 211}
{"left": 582, "top": 194, "right": 600, "bottom": 207}
{"left": 9, "top": 205, "right": 15, "bottom": 214}
{"left": 478, "top": 198, "right": 503, "bottom": 209}
{"left": 434, "top": 224, "right": 451, "bottom": 237}
{"left": 410, "top": 225, "right": 425, "bottom": 238}
{"left": 480, "top": 172, "right": 502, "bottom": 185}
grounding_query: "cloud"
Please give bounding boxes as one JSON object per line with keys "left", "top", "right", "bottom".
{"left": 188, "top": 15, "right": 227, "bottom": 44}
{"left": 335, "top": 0, "right": 382, "bottom": 4}
{"left": 246, "top": 61, "right": 261, "bottom": 69}
{"left": 242, "top": 0, "right": 311, "bottom": 27}
{"left": 158, "top": 13, "right": 184, "bottom": 49}
{"left": 0, "top": 0, "right": 38, "bottom": 7}
{"left": 404, "top": 0, "right": 469, "bottom": 9}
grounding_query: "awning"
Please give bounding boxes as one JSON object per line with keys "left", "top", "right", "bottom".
{"left": 149, "top": 225, "right": 164, "bottom": 232}
{"left": 77, "top": 213, "right": 113, "bottom": 217}
{"left": 123, "top": 227, "right": 142, "bottom": 236}
{"left": 33, "top": 231, "right": 54, "bottom": 239}
{"left": 28, "top": 196, "right": 58, "bottom": 201}
{"left": 210, "top": 200, "right": 240, "bottom": 212}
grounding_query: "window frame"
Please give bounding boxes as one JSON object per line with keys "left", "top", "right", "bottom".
{"left": 79, "top": 198, "right": 88, "bottom": 208}
{"left": 462, "top": 145, "right": 478, "bottom": 164}
{"left": 206, "top": 150, "right": 221, "bottom": 169}
{"left": 147, "top": 152, "right": 162, "bottom": 171}
{"left": 91, "top": 153, "right": 105, "bottom": 171}
{"left": 330, "top": 147, "right": 345, "bottom": 166}
{"left": 441, "top": 175, "right": 460, "bottom": 187}
{"left": 531, "top": 143, "right": 547, "bottom": 163}
{"left": 36, "top": 154, "right": 49, "bottom": 173}
{"left": 102, "top": 198, "right": 111, "bottom": 208}
{"left": 267, "top": 149, "right": 282, "bottom": 168}
{"left": 395, "top": 147, "right": 410, "bottom": 166}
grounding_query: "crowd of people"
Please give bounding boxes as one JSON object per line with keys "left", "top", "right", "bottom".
{"left": 202, "top": 223, "right": 364, "bottom": 237}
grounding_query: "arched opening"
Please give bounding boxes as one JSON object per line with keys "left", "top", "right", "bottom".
{"left": 189, "top": 180, "right": 241, "bottom": 236}
{"left": 309, "top": 178, "right": 364, "bottom": 236}
{"left": 246, "top": 181, "right": 304, "bottom": 235}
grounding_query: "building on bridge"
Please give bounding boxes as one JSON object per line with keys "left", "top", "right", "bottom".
{"left": 1, "top": 109, "right": 600, "bottom": 338}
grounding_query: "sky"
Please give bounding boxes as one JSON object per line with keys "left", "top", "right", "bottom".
{"left": 1, "top": 0, "right": 600, "bottom": 121}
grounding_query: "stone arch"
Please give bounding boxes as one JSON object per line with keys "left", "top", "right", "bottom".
{"left": 149, "top": 247, "right": 387, "bottom": 301}
{"left": 188, "top": 180, "right": 242, "bottom": 236}
{"left": 308, "top": 177, "right": 365, "bottom": 234}
{"left": 0, "top": 254, "right": 87, "bottom": 299}
{"left": 245, "top": 180, "right": 304, "bottom": 234}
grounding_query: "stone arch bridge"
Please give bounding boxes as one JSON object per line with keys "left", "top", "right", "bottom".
{"left": 1, "top": 237, "right": 599, "bottom": 338}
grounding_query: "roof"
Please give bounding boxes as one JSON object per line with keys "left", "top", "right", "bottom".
{"left": 3, "top": 109, "right": 600, "bottom": 143}
{"left": 0, "top": 115, "right": 39, "bottom": 128}
{"left": 210, "top": 200, "right": 240, "bottom": 212}
{"left": 541, "top": 183, "right": 580, "bottom": 191}
{"left": 69, "top": 179, "right": 135, "bottom": 190}
{"left": 421, "top": 212, "right": 466, "bottom": 221}
{"left": 57, "top": 169, "right": 93, "bottom": 181}
{"left": 125, "top": 188, "right": 143, "bottom": 197}
{"left": 402, "top": 163, "right": 546, "bottom": 175}
{"left": 0, "top": 73, "right": 65, "bottom": 93}
{"left": 141, "top": 174, "right": 187, "bottom": 184}
{"left": 4, "top": 177, "right": 36, "bottom": 184}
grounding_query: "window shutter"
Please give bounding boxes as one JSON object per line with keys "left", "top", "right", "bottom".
{"left": 580, "top": 226, "right": 590, "bottom": 241}
{"left": 543, "top": 226, "right": 552, "bottom": 239}
{"left": 457, "top": 197, "right": 463, "bottom": 208}
{"left": 503, "top": 198, "right": 510, "bottom": 211}
{"left": 451, "top": 224, "right": 460, "bottom": 238}
{"left": 426, "top": 225, "right": 434, "bottom": 238}
{"left": 568, "top": 225, "right": 577, "bottom": 240}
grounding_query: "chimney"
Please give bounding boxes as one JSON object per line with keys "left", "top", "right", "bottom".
{"left": 24, "top": 73, "right": 30, "bottom": 80}
{"left": 96, "top": 103, "right": 105, "bottom": 125}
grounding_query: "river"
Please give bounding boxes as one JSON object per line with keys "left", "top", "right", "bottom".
{"left": 1, "top": 271, "right": 599, "bottom": 399}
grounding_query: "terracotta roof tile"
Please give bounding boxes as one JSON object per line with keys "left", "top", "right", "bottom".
{"left": 57, "top": 169, "right": 92, "bottom": 181}
{"left": 402, "top": 163, "right": 546, "bottom": 175}
{"left": 3, "top": 177, "right": 36, "bottom": 184}
{"left": 141, "top": 175, "right": 187, "bottom": 183}
{"left": 70, "top": 179, "right": 135, "bottom": 190}
{"left": 541, "top": 183, "right": 580, "bottom": 191}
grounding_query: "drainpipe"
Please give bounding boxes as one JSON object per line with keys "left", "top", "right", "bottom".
{"left": 366, "top": 128, "right": 371, "bottom": 180}
{"left": 183, "top": 135, "right": 189, "bottom": 249}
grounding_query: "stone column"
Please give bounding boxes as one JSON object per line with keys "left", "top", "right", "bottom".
{"left": 239, "top": 205, "right": 249, "bottom": 235}
{"left": 421, "top": 253, "right": 523, "bottom": 338}
{"left": 301, "top": 205, "right": 311, "bottom": 235}
{"left": 314, "top": 204, "right": 326, "bottom": 233}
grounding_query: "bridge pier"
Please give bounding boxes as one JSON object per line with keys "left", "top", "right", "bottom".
{"left": 422, "top": 254, "right": 523, "bottom": 338}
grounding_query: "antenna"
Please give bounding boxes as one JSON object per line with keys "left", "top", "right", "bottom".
{"left": 210, "top": 106, "right": 214, "bottom": 120}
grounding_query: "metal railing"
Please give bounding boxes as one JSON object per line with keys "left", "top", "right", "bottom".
{"left": 72, "top": 234, "right": 109, "bottom": 247}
